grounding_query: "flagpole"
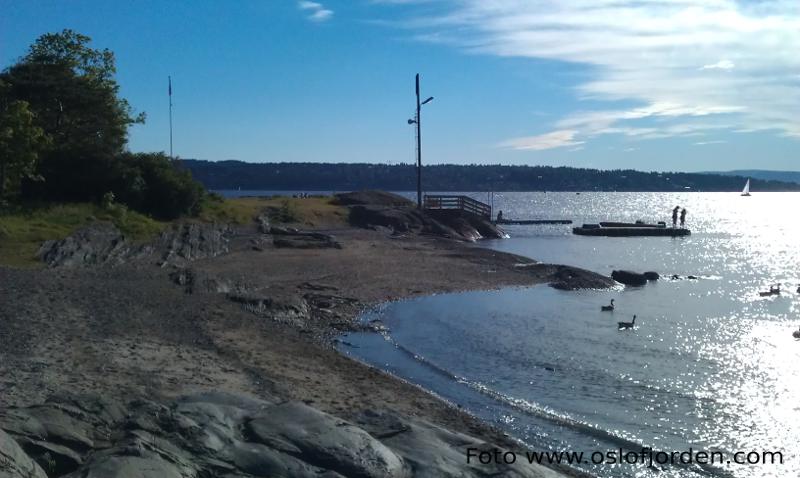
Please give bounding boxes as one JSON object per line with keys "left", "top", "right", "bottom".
{"left": 168, "top": 76, "right": 173, "bottom": 158}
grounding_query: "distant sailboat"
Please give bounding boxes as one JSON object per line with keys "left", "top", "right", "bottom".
{"left": 741, "top": 179, "right": 751, "bottom": 196}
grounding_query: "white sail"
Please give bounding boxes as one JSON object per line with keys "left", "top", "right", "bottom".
{"left": 741, "top": 179, "right": 751, "bottom": 196}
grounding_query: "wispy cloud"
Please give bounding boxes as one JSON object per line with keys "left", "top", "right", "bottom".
{"left": 298, "top": 1, "right": 333, "bottom": 22}
{"left": 384, "top": 1, "right": 800, "bottom": 148}
{"left": 694, "top": 140, "right": 727, "bottom": 145}
{"left": 500, "top": 130, "right": 584, "bottom": 151}
{"left": 701, "top": 60, "right": 736, "bottom": 70}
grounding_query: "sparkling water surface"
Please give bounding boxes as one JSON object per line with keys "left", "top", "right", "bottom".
{"left": 339, "top": 192, "right": 800, "bottom": 478}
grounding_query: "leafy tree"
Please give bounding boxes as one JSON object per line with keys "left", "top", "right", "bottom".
{"left": 0, "top": 90, "right": 49, "bottom": 199}
{"left": 1, "top": 29, "right": 144, "bottom": 201}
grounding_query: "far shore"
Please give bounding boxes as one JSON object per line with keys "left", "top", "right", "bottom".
{"left": 0, "top": 195, "right": 611, "bottom": 477}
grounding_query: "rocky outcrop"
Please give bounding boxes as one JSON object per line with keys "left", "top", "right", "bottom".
{"left": 512, "top": 263, "right": 616, "bottom": 290}
{"left": 424, "top": 209, "right": 506, "bottom": 241}
{"left": 338, "top": 192, "right": 504, "bottom": 242}
{"left": 227, "top": 293, "right": 311, "bottom": 327}
{"left": 0, "top": 393, "right": 562, "bottom": 478}
{"left": 158, "top": 223, "right": 231, "bottom": 264}
{"left": 270, "top": 227, "right": 342, "bottom": 249}
{"left": 37, "top": 224, "right": 134, "bottom": 267}
{"left": 611, "top": 270, "right": 648, "bottom": 286}
{"left": 36, "top": 222, "right": 232, "bottom": 268}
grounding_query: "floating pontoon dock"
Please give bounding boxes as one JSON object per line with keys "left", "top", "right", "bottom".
{"left": 495, "top": 219, "right": 573, "bottom": 225}
{"left": 573, "top": 224, "right": 690, "bottom": 236}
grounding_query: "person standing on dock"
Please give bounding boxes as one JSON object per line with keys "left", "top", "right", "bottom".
{"left": 496, "top": 210, "right": 504, "bottom": 222}
{"left": 680, "top": 208, "right": 687, "bottom": 227}
{"left": 672, "top": 206, "right": 680, "bottom": 227}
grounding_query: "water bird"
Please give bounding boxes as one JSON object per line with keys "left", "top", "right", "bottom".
{"left": 618, "top": 315, "right": 636, "bottom": 330}
{"left": 793, "top": 327, "right": 800, "bottom": 339}
{"left": 601, "top": 299, "right": 615, "bottom": 311}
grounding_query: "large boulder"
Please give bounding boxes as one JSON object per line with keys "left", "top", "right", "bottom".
{"left": 246, "top": 402, "right": 406, "bottom": 478}
{"left": 611, "top": 270, "right": 648, "bottom": 286}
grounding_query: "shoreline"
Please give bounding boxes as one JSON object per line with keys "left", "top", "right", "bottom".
{"left": 0, "top": 216, "right": 612, "bottom": 477}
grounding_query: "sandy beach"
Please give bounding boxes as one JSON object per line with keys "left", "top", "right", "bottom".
{"left": 0, "top": 196, "right": 612, "bottom": 477}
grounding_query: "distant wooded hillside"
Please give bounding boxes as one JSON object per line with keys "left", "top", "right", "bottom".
{"left": 181, "top": 160, "right": 800, "bottom": 192}
{"left": 702, "top": 170, "right": 800, "bottom": 185}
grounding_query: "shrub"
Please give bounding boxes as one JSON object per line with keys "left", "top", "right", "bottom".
{"left": 112, "top": 152, "right": 205, "bottom": 220}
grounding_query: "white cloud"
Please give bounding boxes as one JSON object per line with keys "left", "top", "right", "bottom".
{"left": 386, "top": 1, "right": 800, "bottom": 148}
{"left": 298, "top": 1, "right": 321, "bottom": 10}
{"left": 701, "top": 60, "right": 736, "bottom": 70}
{"left": 298, "top": 1, "right": 333, "bottom": 22}
{"left": 500, "top": 130, "right": 584, "bottom": 151}
{"left": 694, "top": 140, "right": 727, "bottom": 145}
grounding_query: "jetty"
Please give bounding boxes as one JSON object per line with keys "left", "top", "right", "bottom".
{"left": 423, "top": 194, "right": 491, "bottom": 218}
{"left": 573, "top": 224, "right": 690, "bottom": 237}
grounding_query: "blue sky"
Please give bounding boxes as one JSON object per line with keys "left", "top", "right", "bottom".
{"left": 1, "top": 0, "right": 798, "bottom": 171}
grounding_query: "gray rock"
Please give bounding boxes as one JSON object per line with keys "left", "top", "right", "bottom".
{"left": 546, "top": 265, "right": 616, "bottom": 291}
{"left": 256, "top": 214, "right": 270, "bottom": 234}
{"left": 272, "top": 232, "right": 341, "bottom": 249}
{"left": 247, "top": 402, "right": 407, "bottom": 478}
{"left": 0, "top": 429, "right": 48, "bottom": 478}
{"left": 358, "top": 412, "right": 562, "bottom": 478}
{"left": 611, "top": 270, "right": 648, "bottom": 286}
{"left": 1, "top": 392, "right": 572, "bottom": 478}
{"left": 62, "top": 454, "right": 187, "bottom": 478}
{"left": 159, "top": 223, "right": 230, "bottom": 264}
{"left": 37, "top": 223, "right": 131, "bottom": 267}
{"left": 643, "top": 271, "right": 660, "bottom": 281}
{"left": 227, "top": 293, "right": 310, "bottom": 326}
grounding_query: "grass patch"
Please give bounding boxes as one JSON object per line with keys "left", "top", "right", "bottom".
{"left": 0, "top": 203, "right": 164, "bottom": 268}
{"left": 199, "top": 195, "right": 347, "bottom": 228}
{"left": 197, "top": 194, "right": 270, "bottom": 224}
{"left": 0, "top": 195, "right": 348, "bottom": 268}
{"left": 262, "top": 196, "right": 347, "bottom": 227}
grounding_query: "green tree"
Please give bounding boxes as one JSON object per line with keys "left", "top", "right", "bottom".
{"left": 1, "top": 29, "right": 144, "bottom": 200}
{"left": 0, "top": 95, "right": 49, "bottom": 199}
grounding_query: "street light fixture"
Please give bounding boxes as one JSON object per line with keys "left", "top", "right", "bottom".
{"left": 409, "top": 74, "right": 433, "bottom": 209}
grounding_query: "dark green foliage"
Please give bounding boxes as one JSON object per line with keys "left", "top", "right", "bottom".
{"left": 0, "top": 97, "right": 49, "bottom": 199}
{"left": 1, "top": 30, "right": 204, "bottom": 219}
{"left": 182, "top": 160, "right": 800, "bottom": 192}
{"left": 112, "top": 153, "right": 205, "bottom": 220}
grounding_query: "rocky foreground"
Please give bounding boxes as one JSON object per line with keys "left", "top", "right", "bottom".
{"left": 0, "top": 391, "right": 568, "bottom": 478}
{"left": 1, "top": 192, "right": 611, "bottom": 477}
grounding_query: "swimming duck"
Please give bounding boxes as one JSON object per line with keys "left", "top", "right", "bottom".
{"left": 618, "top": 315, "right": 636, "bottom": 330}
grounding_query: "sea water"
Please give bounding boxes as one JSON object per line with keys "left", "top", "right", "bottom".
{"left": 339, "top": 192, "right": 800, "bottom": 478}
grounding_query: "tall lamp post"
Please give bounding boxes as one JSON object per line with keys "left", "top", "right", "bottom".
{"left": 408, "top": 74, "right": 433, "bottom": 210}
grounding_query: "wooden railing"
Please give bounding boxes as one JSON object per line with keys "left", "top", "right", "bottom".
{"left": 423, "top": 195, "right": 492, "bottom": 219}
